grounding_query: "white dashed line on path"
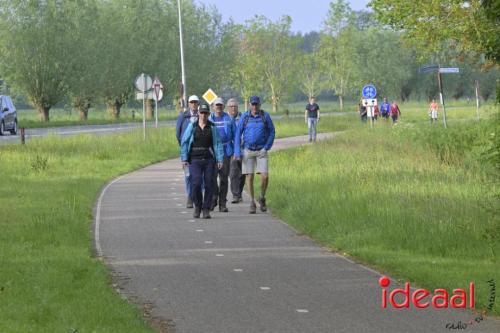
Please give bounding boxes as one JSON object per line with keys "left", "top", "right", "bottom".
{"left": 296, "top": 309, "right": 309, "bottom": 313}
{"left": 260, "top": 287, "right": 271, "bottom": 290}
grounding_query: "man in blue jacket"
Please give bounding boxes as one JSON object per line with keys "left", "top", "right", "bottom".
{"left": 380, "top": 97, "right": 391, "bottom": 120}
{"left": 176, "top": 95, "right": 199, "bottom": 208}
{"left": 234, "top": 96, "right": 275, "bottom": 214}
{"left": 209, "top": 97, "right": 236, "bottom": 212}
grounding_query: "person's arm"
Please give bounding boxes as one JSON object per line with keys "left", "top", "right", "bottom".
{"left": 304, "top": 108, "right": 308, "bottom": 123}
{"left": 212, "top": 125, "right": 224, "bottom": 166}
{"left": 175, "top": 113, "right": 183, "bottom": 145}
{"left": 180, "top": 123, "right": 193, "bottom": 163}
{"left": 264, "top": 113, "right": 275, "bottom": 151}
{"left": 234, "top": 115, "right": 244, "bottom": 158}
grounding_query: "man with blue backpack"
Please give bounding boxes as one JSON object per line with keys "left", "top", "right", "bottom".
{"left": 209, "top": 97, "right": 236, "bottom": 212}
{"left": 234, "top": 96, "right": 275, "bottom": 214}
{"left": 176, "top": 95, "right": 200, "bottom": 208}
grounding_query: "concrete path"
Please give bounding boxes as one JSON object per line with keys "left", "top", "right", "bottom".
{"left": 95, "top": 133, "right": 499, "bottom": 333}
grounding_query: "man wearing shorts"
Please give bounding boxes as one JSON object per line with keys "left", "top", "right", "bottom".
{"left": 234, "top": 96, "right": 275, "bottom": 214}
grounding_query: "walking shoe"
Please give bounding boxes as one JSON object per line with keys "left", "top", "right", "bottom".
{"left": 231, "top": 197, "right": 239, "bottom": 204}
{"left": 219, "top": 203, "right": 228, "bottom": 212}
{"left": 193, "top": 207, "right": 201, "bottom": 218}
{"left": 258, "top": 197, "right": 267, "bottom": 212}
{"left": 202, "top": 209, "right": 211, "bottom": 219}
{"left": 186, "top": 196, "right": 193, "bottom": 209}
{"left": 210, "top": 199, "right": 217, "bottom": 211}
{"left": 249, "top": 201, "right": 257, "bottom": 214}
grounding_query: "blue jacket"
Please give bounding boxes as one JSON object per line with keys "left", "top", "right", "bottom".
{"left": 380, "top": 102, "right": 391, "bottom": 115}
{"left": 180, "top": 121, "right": 224, "bottom": 163}
{"left": 209, "top": 112, "right": 236, "bottom": 157}
{"left": 176, "top": 110, "right": 198, "bottom": 145}
{"left": 234, "top": 110, "right": 275, "bottom": 158}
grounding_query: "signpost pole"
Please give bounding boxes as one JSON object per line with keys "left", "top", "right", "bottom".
{"left": 475, "top": 80, "right": 480, "bottom": 121}
{"left": 437, "top": 71, "right": 448, "bottom": 129}
{"left": 142, "top": 73, "right": 146, "bottom": 140}
{"left": 155, "top": 97, "right": 158, "bottom": 128}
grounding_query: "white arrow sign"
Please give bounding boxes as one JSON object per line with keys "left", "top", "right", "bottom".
{"left": 439, "top": 67, "right": 460, "bottom": 74}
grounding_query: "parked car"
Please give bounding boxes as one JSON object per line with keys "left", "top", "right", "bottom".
{"left": 0, "top": 95, "right": 17, "bottom": 135}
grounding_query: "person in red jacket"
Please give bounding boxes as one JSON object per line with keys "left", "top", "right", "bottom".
{"left": 390, "top": 101, "right": 401, "bottom": 124}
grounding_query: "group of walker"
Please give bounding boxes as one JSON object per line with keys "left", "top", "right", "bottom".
{"left": 359, "top": 97, "right": 441, "bottom": 125}
{"left": 176, "top": 95, "right": 275, "bottom": 219}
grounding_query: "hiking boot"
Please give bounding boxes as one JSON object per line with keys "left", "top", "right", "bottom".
{"left": 249, "top": 201, "right": 257, "bottom": 214}
{"left": 193, "top": 207, "right": 201, "bottom": 218}
{"left": 202, "top": 209, "right": 211, "bottom": 219}
{"left": 186, "top": 196, "right": 193, "bottom": 209}
{"left": 258, "top": 197, "right": 267, "bottom": 212}
{"left": 219, "top": 203, "right": 228, "bottom": 212}
{"left": 210, "top": 199, "right": 217, "bottom": 211}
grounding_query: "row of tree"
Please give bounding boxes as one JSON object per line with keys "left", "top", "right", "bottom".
{"left": 0, "top": 0, "right": 497, "bottom": 121}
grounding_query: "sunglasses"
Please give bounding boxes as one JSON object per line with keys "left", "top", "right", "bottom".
{"left": 251, "top": 103, "right": 259, "bottom": 106}
{"left": 215, "top": 104, "right": 223, "bottom": 106}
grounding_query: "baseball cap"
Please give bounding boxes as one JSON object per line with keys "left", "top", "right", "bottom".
{"left": 213, "top": 97, "right": 224, "bottom": 105}
{"left": 188, "top": 95, "right": 199, "bottom": 102}
{"left": 199, "top": 103, "right": 210, "bottom": 113}
{"left": 249, "top": 96, "right": 261, "bottom": 104}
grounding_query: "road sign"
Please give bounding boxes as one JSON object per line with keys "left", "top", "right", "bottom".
{"left": 362, "top": 84, "right": 377, "bottom": 99}
{"left": 362, "top": 98, "right": 378, "bottom": 107}
{"left": 136, "top": 90, "right": 163, "bottom": 101}
{"left": 419, "top": 64, "right": 439, "bottom": 73}
{"left": 439, "top": 67, "right": 460, "bottom": 74}
{"left": 203, "top": 88, "right": 218, "bottom": 104}
{"left": 152, "top": 77, "right": 163, "bottom": 99}
{"left": 135, "top": 74, "right": 153, "bottom": 92}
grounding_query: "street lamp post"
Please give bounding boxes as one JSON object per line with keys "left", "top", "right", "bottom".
{"left": 177, "top": 0, "right": 187, "bottom": 111}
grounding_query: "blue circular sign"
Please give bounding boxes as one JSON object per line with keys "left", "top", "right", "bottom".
{"left": 362, "top": 84, "right": 377, "bottom": 99}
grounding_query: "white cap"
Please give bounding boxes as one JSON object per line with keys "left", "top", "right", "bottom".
{"left": 213, "top": 97, "right": 224, "bottom": 105}
{"left": 188, "top": 95, "right": 199, "bottom": 102}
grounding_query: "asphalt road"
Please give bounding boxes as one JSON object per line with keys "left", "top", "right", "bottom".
{"left": 95, "top": 133, "right": 499, "bottom": 333}
{"left": 0, "top": 112, "right": 348, "bottom": 145}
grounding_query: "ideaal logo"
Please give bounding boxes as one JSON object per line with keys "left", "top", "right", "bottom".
{"left": 378, "top": 276, "right": 475, "bottom": 309}
{"left": 378, "top": 276, "right": 496, "bottom": 330}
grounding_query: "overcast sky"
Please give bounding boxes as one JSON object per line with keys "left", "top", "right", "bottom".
{"left": 196, "top": 0, "right": 371, "bottom": 33}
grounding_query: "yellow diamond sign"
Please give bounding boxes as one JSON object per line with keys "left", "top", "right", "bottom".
{"left": 202, "top": 88, "right": 218, "bottom": 104}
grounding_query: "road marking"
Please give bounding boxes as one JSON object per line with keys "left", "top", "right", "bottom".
{"left": 176, "top": 204, "right": 182, "bottom": 207}
{"left": 196, "top": 229, "right": 204, "bottom": 232}
{"left": 233, "top": 269, "right": 243, "bottom": 272}
{"left": 260, "top": 287, "right": 270, "bottom": 290}
{"left": 188, "top": 219, "right": 195, "bottom": 223}
{"left": 204, "top": 241, "right": 213, "bottom": 244}
{"left": 181, "top": 211, "right": 187, "bottom": 214}
{"left": 215, "top": 254, "right": 224, "bottom": 257}
{"left": 296, "top": 309, "right": 309, "bottom": 313}
{"left": 95, "top": 176, "right": 125, "bottom": 257}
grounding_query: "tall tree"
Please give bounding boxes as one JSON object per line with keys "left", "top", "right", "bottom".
{"left": 318, "top": 0, "right": 358, "bottom": 110}
{"left": 0, "top": 0, "right": 79, "bottom": 121}
{"left": 237, "top": 16, "right": 298, "bottom": 113}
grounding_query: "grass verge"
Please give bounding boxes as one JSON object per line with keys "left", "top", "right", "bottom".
{"left": 267, "top": 115, "right": 499, "bottom": 314}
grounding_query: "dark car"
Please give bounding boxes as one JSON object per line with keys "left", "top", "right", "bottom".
{"left": 0, "top": 95, "right": 17, "bottom": 135}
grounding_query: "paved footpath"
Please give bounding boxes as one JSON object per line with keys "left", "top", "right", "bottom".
{"left": 95, "top": 133, "right": 499, "bottom": 333}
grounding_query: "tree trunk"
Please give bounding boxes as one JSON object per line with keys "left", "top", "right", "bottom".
{"left": 272, "top": 95, "right": 279, "bottom": 113}
{"left": 36, "top": 105, "right": 51, "bottom": 122}
{"left": 146, "top": 99, "right": 155, "bottom": 120}
{"left": 339, "top": 95, "right": 344, "bottom": 111}
{"left": 74, "top": 97, "right": 91, "bottom": 121}
{"left": 107, "top": 100, "right": 122, "bottom": 120}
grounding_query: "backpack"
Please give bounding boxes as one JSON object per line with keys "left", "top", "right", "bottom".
{"left": 242, "top": 110, "right": 268, "bottom": 129}
{"left": 241, "top": 110, "right": 269, "bottom": 147}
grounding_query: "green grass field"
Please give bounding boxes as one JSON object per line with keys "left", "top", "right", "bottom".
{"left": 1, "top": 103, "right": 498, "bottom": 331}
{"left": 268, "top": 108, "right": 500, "bottom": 314}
